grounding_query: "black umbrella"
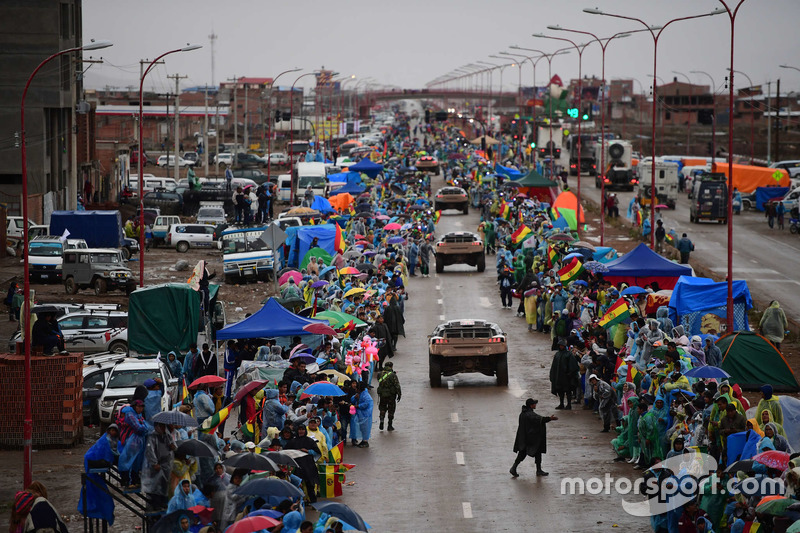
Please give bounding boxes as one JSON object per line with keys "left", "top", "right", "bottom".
{"left": 407, "top": 204, "right": 427, "bottom": 211}
{"left": 234, "top": 478, "right": 304, "bottom": 499}
{"left": 223, "top": 452, "right": 279, "bottom": 472}
{"left": 278, "top": 297, "right": 306, "bottom": 309}
{"left": 725, "top": 459, "right": 755, "bottom": 474}
{"left": 175, "top": 439, "right": 217, "bottom": 458}
{"left": 262, "top": 451, "right": 299, "bottom": 469}
{"left": 310, "top": 501, "right": 369, "bottom": 532}
{"left": 151, "top": 510, "right": 200, "bottom": 533}
{"left": 356, "top": 263, "right": 376, "bottom": 273}
{"left": 152, "top": 410, "right": 199, "bottom": 428}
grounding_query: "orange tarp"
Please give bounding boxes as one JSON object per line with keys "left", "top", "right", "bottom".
{"left": 711, "top": 162, "right": 791, "bottom": 193}
{"left": 683, "top": 158, "right": 708, "bottom": 167}
{"left": 552, "top": 191, "right": 585, "bottom": 223}
{"left": 329, "top": 193, "right": 354, "bottom": 212}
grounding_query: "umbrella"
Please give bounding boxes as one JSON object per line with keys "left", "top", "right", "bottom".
{"left": 684, "top": 366, "right": 731, "bottom": 379}
{"left": 400, "top": 223, "right": 412, "bottom": 231}
{"left": 175, "top": 439, "right": 217, "bottom": 458}
{"left": 286, "top": 207, "right": 320, "bottom": 216}
{"left": 756, "top": 496, "right": 794, "bottom": 516}
{"left": 375, "top": 214, "right": 390, "bottom": 221}
{"left": 280, "top": 449, "right": 309, "bottom": 459}
{"left": 289, "top": 352, "right": 316, "bottom": 364}
{"left": 290, "top": 344, "right": 310, "bottom": 356}
{"left": 753, "top": 450, "right": 791, "bottom": 471}
{"left": 548, "top": 233, "right": 575, "bottom": 242}
{"left": 224, "top": 452, "right": 279, "bottom": 472}
{"left": 320, "top": 265, "right": 338, "bottom": 278}
{"left": 356, "top": 263, "right": 376, "bottom": 273}
{"left": 187, "top": 505, "right": 214, "bottom": 525}
{"left": 562, "top": 252, "right": 584, "bottom": 262}
{"left": 151, "top": 510, "right": 202, "bottom": 533}
{"left": 311, "top": 502, "right": 369, "bottom": 532}
{"left": 572, "top": 241, "right": 597, "bottom": 251}
{"left": 583, "top": 261, "right": 609, "bottom": 273}
{"left": 314, "top": 310, "right": 367, "bottom": 328}
{"left": 279, "top": 271, "right": 302, "bottom": 286}
{"left": 303, "top": 323, "right": 338, "bottom": 336}
{"left": 343, "top": 250, "right": 362, "bottom": 260}
{"left": 344, "top": 287, "right": 366, "bottom": 298}
{"left": 339, "top": 267, "right": 360, "bottom": 275}
{"left": 224, "top": 516, "right": 281, "bottom": 533}
{"left": 655, "top": 204, "right": 669, "bottom": 209}
{"left": 151, "top": 410, "right": 199, "bottom": 428}
{"left": 407, "top": 204, "right": 427, "bottom": 211}
{"left": 189, "top": 375, "right": 226, "bottom": 389}
{"left": 233, "top": 380, "right": 269, "bottom": 404}
{"left": 278, "top": 296, "right": 306, "bottom": 309}
{"left": 247, "top": 509, "right": 284, "bottom": 519}
{"left": 262, "top": 451, "right": 299, "bottom": 469}
{"left": 572, "top": 280, "right": 588, "bottom": 287}
{"left": 362, "top": 250, "right": 376, "bottom": 257}
{"left": 235, "top": 478, "right": 305, "bottom": 499}
{"left": 386, "top": 236, "right": 405, "bottom": 245}
{"left": 384, "top": 222, "right": 402, "bottom": 230}
{"left": 725, "top": 459, "right": 755, "bottom": 475}
{"left": 303, "top": 381, "right": 346, "bottom": 397}
{"left": 787, "top": 521, "right": 800, "bottom": 533}
{"left": 621, "top": 286, "right": 648, "bottom": 296}
{"left": 311, "top": 280, "right": 329, "bottom": 288}
{"left": 317, "top": 369, "right": 351, "bottom": 383}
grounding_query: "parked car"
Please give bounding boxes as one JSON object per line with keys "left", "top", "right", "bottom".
{"left": 82, "top": 353, "right": 127, "bottom": 426}
{"left": 157, "top": 155, "right": 194, "bottom": 168}
{"left": 152, "top": 215, "right": 181, "bottom": 245}
{"left": 232, "top": 169, "right": 269, "bottom": 184}
{"left": 130, "top": 148, "right": 156, "bottom": 167}
{"left": 236, "top": 153, "right": 266, "bottom": 169}
{"left": 6, "top": 216, "right": 35, "bottom": 247}
{"left": 215, "top": 153, "right": 234, "bottom": 166}
{"left": 183, "top": 152, "right": 201, "bottom": 167}
{"left": 26, "top": 236, "right": 88, "bottom": 282}
{"left": 167, "top": 223, "right": 220, "bottom": 252}
{"left": 63, "top": 248, "right": 137, "bottom": 296}
{"left": 8, "top": 309, "right": 128, "bottom": 354}
{"left": 196, "top": 204, "right": 227, "bottom": 226}
{"left": 143, "top": 190, "right": 183, "bottom": 216}
{"left": 97, "top": 358, "right": 178, "bottom": 429}
{"left": 268, "top": 153, "right": 289, "bottom": 166}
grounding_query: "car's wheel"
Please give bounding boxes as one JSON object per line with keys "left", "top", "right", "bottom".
{"left": 176, "top": 241, "right": 190, "bottom": 253}
{"left": 64, "top": 276, "right": 78, "bottom": 295}
{"left": 435, "top": 255, "right": 444, "bottom": 273}
{"left": 476, "top": 254, "right": 486, "bottom": 272}
{"left": 462, "top": 205, "right": 469, "bottom": 215}
{"left": 790, "top": 224, "right": 799, "bottom": 234}
{"left": 108, "top": 340, "right": 127, "bottom": 354}
{"left": 93, "top": 277, "right": 107, "bottom": 296}
{"left": 742, "top": 200, "right": 752, "bottom": 211}
{"left": 496, "top": 353, "right": 509, "bottom": 386}
{"left": 689, "top": 213, "right": 695, "bottom": 223}
{"left": 429, "top": 354, "right": 442, "bottom": 388}
{"left": 121, "top": 247, "right": 131, "bottom": 260}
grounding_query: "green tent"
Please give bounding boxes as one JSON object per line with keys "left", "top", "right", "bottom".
{"left": 300, "top": 247, "right": 333, "bottom": 269}
{"left": 129, "top": 283, "right": 202, "bottom": 355}
{"left": 718, "top": 331, "right": 799, "bottom": 392}
{"left": 314, "top": 309, "right": 367, "bottom": 328}
{"left": 514, "top": 169, "right": 559, "bottom": 188}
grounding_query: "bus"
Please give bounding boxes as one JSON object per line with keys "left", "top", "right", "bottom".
{"left": 287, "top": 140, "right": 310, "bottom": 162}
{"left": 221, "top": 226, "right": 275, "bottom": 283}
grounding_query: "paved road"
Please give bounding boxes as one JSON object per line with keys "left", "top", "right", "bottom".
{"left": 570, "top": 175, "right": 800, "bottom": 323}
{"left": 336, "top": 169, "right": 650, "bottom": 532}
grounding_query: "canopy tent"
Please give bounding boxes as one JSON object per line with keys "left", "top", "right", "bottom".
{"left": 668, "top": 276, "right": 753, "bottom": 335}
{"left": 470, "top": 135, "right": 500, "bottom": 146}
{"left": 603, "top": 243, "right": 693, "bottom": 290}
{"left": 327, "top": 171, "right": 362, "bottom": 185}
{"left": 552, "top": 191, "right": 585, "bottom": 223}
{"left": 217, "top": 298, "right": 328, "bottom": 340}
{"left": 300, "top": 247, "right": 333, "bottom": 269}
{"left": 512, "top": 169, "right": 559, "bottom": 202}
{"left": 129, "top": 283, "right": 203, "bottom": 354}
{"left": 718, "top": 331, "right": 799, "bottom": 392}
{"left": 711, "top": 162, "right": 791, "bottom": 192}
{"left": 284, "top": 225, "right": 337, "bottom": 268}
{"left": 347, "top": 159, "right": 383, "bottom": 178}
{"left": 309, "top": 196, "right": 335, "bottom": 214}
{"left": 329, "top": 182, "right": 366, "bottom": 196}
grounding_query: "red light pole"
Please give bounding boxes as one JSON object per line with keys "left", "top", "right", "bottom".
{"left": 265, "top": 68, "right": 301, "bottom": 186}
{"left": 727, "top": 68, "right": 755, "bottom": 163}
{"left": 585, "top": 6, "right": 726, "bottom": 249}
{"left": 138, "top": 44, "right": 202, "bottom": 287}
{"left": 20, "top": 39, "right": 113, "bottom": 487}
{"left": 289, "top": 72, "right": 315, "bottom": 206}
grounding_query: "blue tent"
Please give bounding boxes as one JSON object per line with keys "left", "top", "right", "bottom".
{"left": 329, "top": 182, "right": 366, "bottom": 196}
{"left": 348, "top": 159, "right": 383, "bottom": 178}
{"left": 285, "top": 224, "right": 337, "bottom": 267}
{"left": 603, "top": 243, "right": 693, "bottom": 289}
{"left": 668, "top": 275, "right": 753, "bottom": 335}
{"left": 310, "top": 196, "right": 335, "bottom": 214}
{"left": 593, "top": 246, "right": 618, "bottom": 263}
{"left": 216, "top": 298, "right": 327, "bottom": 340}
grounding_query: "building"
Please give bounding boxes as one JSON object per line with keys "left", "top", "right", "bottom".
{"left": 0, "top": 0, "right": 84, "bottom": 222}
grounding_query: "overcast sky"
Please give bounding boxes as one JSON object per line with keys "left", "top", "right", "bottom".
{"left": 82, "top": 0, "right": 800, "bottom": 96}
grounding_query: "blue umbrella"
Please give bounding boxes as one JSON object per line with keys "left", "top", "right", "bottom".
{"left": 247, "top": 509, "right": 284, "bottom": 519}
{"left": 387, "top": 236, "right": 405, "bottom": 245}
{"left": 311, "top": 280, "right": 329, "bottom": 288}
{"left": 621, "top": 286, "right": 647, "bottom": 296}
{"left": 320, "top": 265, "right": 337, "bottom": 277}
{"left": 572, "top": 280, "right": 588, "bottom": 287}
{"left": 583, "top": 261, "right": 609, "bottom": 273}
{"left": 304, "top": 381, "right": 346, "bottom": 397}
{"left": 235, "top": 478, "right": 304, "bottom": 499}
{"left": 684, "top": 366, "right": 731, "bottom": 379}
{"left": 289, "top": 352, "right": 316, "bottom": 364}
{"left": 562, "top": 252, "right": 583, "bottom": 262}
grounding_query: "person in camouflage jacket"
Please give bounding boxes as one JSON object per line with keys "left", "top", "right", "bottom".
{"left": 377, "top": 361, "right": 402, "bottom": 431}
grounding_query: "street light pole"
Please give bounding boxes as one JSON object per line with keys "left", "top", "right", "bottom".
{"left": 20, "top": 39, "right": 113, "bottom": 487}
{"left": 727, "top": 68, "right": 755, "bottom": 163}
{"left": 139, "top": 45, "right": 202, "bottom": 288}
{"left": 585, "top": 6, "right": 725, "bottom": 249}
{"left": 289, "top": 72, "right": 315, "bottom": 206}
{"left": 265, "top": 68, "right": 301, "bottom": 186}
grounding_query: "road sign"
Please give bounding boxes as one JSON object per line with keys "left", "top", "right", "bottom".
{"left": 260, "top": 223, "right": 288, "bottom": 249}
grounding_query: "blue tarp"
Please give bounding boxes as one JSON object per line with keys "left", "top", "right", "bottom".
{"left": 593, "top": 247, "right": 619, "bottom": 263}
{"left": 603, "top": 243, "right": 693, "bottom": 289}
{"left": 216, "top": 298, "right": 327, "bottom": 340}
{"left": 348, "top": 159, "right": 384, "bottom": 178}
{"left": 328, "top": 171, "right": 362, "bottom": 185}
{"left": 329, "top": 182, "right": 366, "bottom": 196}
{"left": 494, "top": 163, "right": 522, "bottom": 178}
{"left": 285, "top": 225, "right": 337, "bottom": 267}
{"left": 668, "top": 275, "right": 753, "bottom": 334}
{"left": 755, "top": 186, "right": 789, "bottom": 211}
{"left": 310, "top": 196, "right": 335, "bottom": 214}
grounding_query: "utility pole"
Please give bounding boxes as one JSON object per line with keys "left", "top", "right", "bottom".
{"left": 244, "top": 81, "right": 249, "bottom": 151}
{"left": 228, "top": 76, "right": 238, "bottom": 167}
{"left": 209, "top": 31, "right": 217, "bottom": 86}
{"left": 775, "top": 78, "right": 781, "bottom": 162}
{"left": 767, "top": 81, "right": 772, "bottom": 163}
{"left": 203, "top": 86, "right": 209, "bottom": 176}
{"left": 167, "top": 74, "right": 188, "bottom": 181}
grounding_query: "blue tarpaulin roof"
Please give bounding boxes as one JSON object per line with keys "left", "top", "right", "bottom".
{"left": 327, "top": 171, "right": 362, "bottom": 185}
{"left": 310, "top": 196, "right": 335, "bottom": 214}
{"left": 668, "top": 275, "right": 753, "bottom": 323}
{"left": 755, "top": 186, "right": 789, "bottom": 211}
{"left": 285, "top": 224, "right": 337, "bottom": 267}
{"left": 603, "top": 243, "right": 693, "bottom": 289}
{"left": 494, "top": 163, "right": 522, "bottom": 178}
{"left": 329, "top": 182, "right": 366, "bottom": 196}
{"left": 216, "top": 298, "right": 327, "bottom": 340}
{"left": 347, "top": 159, "right": 383, "bottom": 178}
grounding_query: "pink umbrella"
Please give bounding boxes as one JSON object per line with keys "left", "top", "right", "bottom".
{"left": 233, "top": 380, "right": 269, "bottom": 404}
{"left": 289, "top": 343, "right": 310, "bottom": 356}
{"left": 278, "top": 270, "right": 302, "bottom": 286}
{"left": 303, "top": 323, "right": 337, "bottom": 336}
{"left": 225, "top": 516, "right": 280, "bottom": 533}
{"left": 385, "top": 222, "right": 402, "bottom": 230}
{"left": 375, "top": 214, "right": 390, "bottom": 221}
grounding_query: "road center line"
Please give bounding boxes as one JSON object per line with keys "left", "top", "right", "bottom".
{"left": 437, "top": 298, "right": 444, "bottom": 305}
{"left": 447, "top": 380, "right": 455, "bottom": 390}
{"left": 439, "top": 314, "right": 446, "bottom": 321}
{"left": 450, "top": 412, "right": 459, "bottom": 423}
{"left": 462, "top": 502, "right": 473, "bottom": 519}
{"left": 455, "top": 451, "right": 465, "bottom": 465}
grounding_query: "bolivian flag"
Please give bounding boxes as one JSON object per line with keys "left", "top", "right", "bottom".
{"left": 500, "top": 203, "right": 511, "bottom": 220}
{"left": 176, "top": 377, "right": 190, "bottom": 408}
{"left": 599, "top": 297, "right": 633, "bottom": 328}
{"left": 557, "top": 257, "right": 584, "bottom": 284}
{"left": 510, "top": 225, "right": 532, "bottom": 245}
{"left": 547, "top": 244, "right": 559, "bottom": 268}
{"left": 327, "top": 441, "right": 344, "bottom": 464}
{"left": 318, "top": 464, "right": 347, "bottom": 498}
{"left": 199, "top": 405, "right": 232, "bottom": 434}
{"left": 434, "top": 210, "right": 441, "bottom": 223}
{"left": 334, "top": 222, "right": 346, "bottom": 254}
{"left": 627, "top": 364, "right": 644, "bottom": 387}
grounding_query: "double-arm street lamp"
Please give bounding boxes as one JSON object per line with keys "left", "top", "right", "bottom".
{"left": 265, "top": 68, "right": 301, "bottom": 184}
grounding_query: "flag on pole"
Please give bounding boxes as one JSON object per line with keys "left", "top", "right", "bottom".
{"left": 60, "top": 228, "right": 71, "bottom": 242}
{"left": 626, "top": 364, "right": 644, "bottom": 387}
{"left": 557, "top": 257, "right": 584, "bottom": 284}
{"left": 327, "top": 441, "right": 344, "bottom": 464}
{"left": 510, "top": 225, "right": 532, "bottom": 245}
{"left": 500, "top": 203, "right": 511, "bottom": 219}
{"left": 599, "top": 297, "right": 634, "bottom": 328}
{"left": 334, "top": 223, "right": 346, "bottom": 254}
{"left": 433, "top": 210, "right": 441, "bottom": 224}
{"left": 317, "top": 464, "right": 346, "bottom": 498}
{"left": 199, "top": 405, "right": 232, "bottom": 434}
{"left": 547, "top": 244, "right": 559, "bottom": 268}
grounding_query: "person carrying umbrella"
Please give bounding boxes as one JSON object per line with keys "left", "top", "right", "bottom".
{"left": 377, "top": 361, "right": 401, "bottom": 432}
{"left": 510, "top": 398, "right": 557, "bottom": 477}
{"left": 142, "top": 422, "right": 175, "bottom": 512}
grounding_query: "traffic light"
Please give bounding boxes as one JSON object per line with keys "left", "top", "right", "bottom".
{"left": 425, "top": 109, "right": 431, "bottom": 123}
{"left": 282, "top": 111, "right": 291, "bottom": 121}
{"left": 275, "top": 110, "right": 281, "bottom": 123}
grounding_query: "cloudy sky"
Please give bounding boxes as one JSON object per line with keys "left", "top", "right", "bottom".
{"left": 83, "top": 0, "right": 800, "bottom": 96}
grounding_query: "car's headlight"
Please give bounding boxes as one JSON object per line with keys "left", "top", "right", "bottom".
{"left": 55, "top": 264, "right": 62, "bottom": 270}
{"left": 100, "top": 400, "right": 114, "bottom": 408}
{"left": 103, "top": 271, "right": 110, "bottom": 277}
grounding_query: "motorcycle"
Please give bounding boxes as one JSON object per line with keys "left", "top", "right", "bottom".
{"left": 790, "top": 218, "right": 800, "bottom": 234}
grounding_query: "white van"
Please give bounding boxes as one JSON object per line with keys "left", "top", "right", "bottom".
{"left": 277, "top": 174, "right": 293, "bottom": 203}
{"left": 637, "top": 161, "right": 680, "bottom": 209}
{"left": 295, "top": 162, "right": 330, "bottom": 203}
{"left": 27, "top": 236, "right": 88, "bottom": 282}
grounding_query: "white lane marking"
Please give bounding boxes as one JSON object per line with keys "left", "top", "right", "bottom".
{"left": 709, "top": 267, "right": 780, "bottom": 274}
{"left": 436, "top": 285, "right": 442, "bottom": 290}
{"left": 462, "top": 502, "right": 473, "bottom": 519}
{"left": 447, "top": 380, "right": 455, "bottom": 390}
{"left": 451, "top": 412, "right": 459, "bottom": 423}
{"left": 748, "top": 278, "right": 800, "bottom": 285}
{"left": 437, "top": 299, "right": 444, "bottom": 305}
{"left": 439, "top": 314, "right": 446, "bottom": 321}
{"left": 456, "top": 451, "right": 465, "bottom": 465}
{"left": 479, "top": 296, "right": 492, "bottom": 308}
{"left": 507, "top": 378, "right": 526, "bottom": 398}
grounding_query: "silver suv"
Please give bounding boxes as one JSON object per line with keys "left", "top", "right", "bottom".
{"left": 62, "top": 248, "right": 137, "bottom": 296}
{"left": 8, "top": 309, "right": 128, "bottom": 354}
{"left": 97, "top": 358, "right": 178, "bottom": 428}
